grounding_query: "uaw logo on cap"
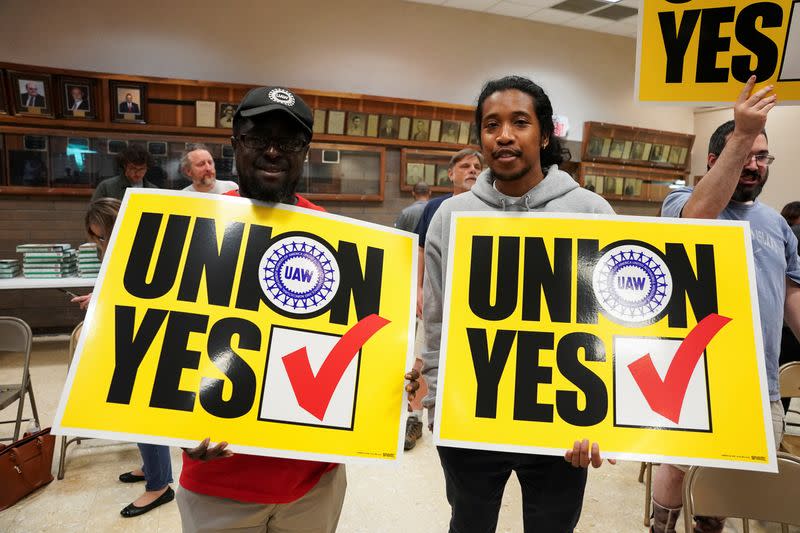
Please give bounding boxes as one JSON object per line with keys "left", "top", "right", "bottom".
{"left": 259, "top": 234, "right": 339, "bottom": 316}
{"left": 592, "top": 244, "right": 672, "bottom": 324}
{"left": 268, "top": 88, "right": 296, "bottom": 107}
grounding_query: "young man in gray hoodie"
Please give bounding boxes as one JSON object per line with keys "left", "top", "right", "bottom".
{"left": 421, "top": 75, "right": 614, "bottom": 532}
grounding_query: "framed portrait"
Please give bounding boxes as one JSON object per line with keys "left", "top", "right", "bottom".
{"left": 312, "top": 109, "right": 326, "bottom": 134}
{"left": 428, "top": 120, "right": 441, "bottom": 142}
{"left": 583, "top": 175, "right": 602, "bottom": 192}
{"left": 630, "top": 141, "right": 646, "bottom": 161}
{"left": 10, "top": 151, "right": 48, "bottom": 187}
{"left": 110, "top": 80, "right": 147, "bottom": 124}
{"left": 398, "top": 117, "right": 411, "bottom": 141}
{"left": 9, "top": 70, "right": 53, "bottom": 117}
{"left": 218, "top": 103, "right": 238, "bottom": 129}
{"left": 424, "top": 163, "right": 436, "bottom": 184}
{"left": 0, "top": 70, "right": 8, "bottom": 115}
{"left": 608, "top": 139, "right": 625, "bottom": 159}
{"left": 366, "top": 114, "right": 379, "bottom": 138}
{"left": 621, "top": 140, "right": 633, "bottom": 160}
{"left": 378, "top": 115, "right": 399, "bottom": 139}
{"left": 667, "top": 145, "right": 683, "bottom": 165}
{"left": 587, "top": 136, "right": 605, "bottom": 157}
{"left": 59, "top": 77, "right": 98, "bottom": 119}
{"left": 327, "top": 111, "right": 345, "bottom": 135}
{"left": 436, "top": 164, "right": 452, "bottom": 186}
{"left": 604, "top": 176, "right": 623, "bottom": 195}
{"left": 107, "top": 139, "right": 128, "bottom": 155}
{"left": 148, "top": 142, "right": 167, "bottom": 156}
{"left": 458, "top": 121, "right": 470, "bottom": 145}
{"left": 346, "top": 112, "right": 367, "bottom": 136}
{"left": 650, "top": 144, "right": 670, "bottom": 163}
{"left": 406, "top": 162, "right": 425, "bottom": 186}
{"left": 677, "top": 146, "right": 689, "bottom": 165}
{"left": 440, "top": 121, "right": 459, "bottom": 144}
{"left": 411, "top": 119, "right": 430, "bottom": 142}
{"left": 469, "top": 123, "right": 479, "bottom": 146}
{"left": 24, "top": 135, "right": 48, "bottom": 151}
{"left": 623, "top": 178, "right": 642, "bottom": 197}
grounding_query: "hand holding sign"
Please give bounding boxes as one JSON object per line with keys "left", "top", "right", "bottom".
{"left": 405, "top": 368, "right": 421, "bottom": 401}
{"left": 184, "top": 437, "right": 234, "bottom": 462}
{"left": 564, "top": 439, "right": 616, "bottom": 469}
{"left": 734, "top": 76, "right": 776, "bottom": 139}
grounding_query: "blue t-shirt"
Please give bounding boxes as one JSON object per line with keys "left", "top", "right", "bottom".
{"left": 414, "top": 194, "right": 452, "bottom": 248}
{"left": 662, "top": 187, "right": 800, "bottom": 400}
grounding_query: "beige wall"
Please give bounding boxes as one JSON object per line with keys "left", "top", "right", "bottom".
{"left": 0, "top": 0, "right": 694, "bottom": 141}
{"left": 692, "top": 106, "right": 800, "bottom": 213}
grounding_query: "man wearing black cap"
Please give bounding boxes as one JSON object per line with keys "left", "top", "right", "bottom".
{"left": 175, "top": 87, "right": 346, "bottom": 533}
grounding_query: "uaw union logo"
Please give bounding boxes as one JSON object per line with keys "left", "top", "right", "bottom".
{"left": 259, "top": 234, "right": 339, "bottom": 316}
{"left": 592, "top": 244, "right": 672, "bottom": 324}
{"left": 268, "top": 88, "right": 296, "bottom": 107}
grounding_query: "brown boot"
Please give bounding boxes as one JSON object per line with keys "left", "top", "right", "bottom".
{"left": 693, "top": 515, "right": 725, "bottom": 533}
{"left": 651, "top": 500, "right": 681, "bottom": 533}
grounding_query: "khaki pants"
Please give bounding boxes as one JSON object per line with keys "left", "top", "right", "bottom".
{"left": 177, "top": 465, "right": 346, "bottom": 533}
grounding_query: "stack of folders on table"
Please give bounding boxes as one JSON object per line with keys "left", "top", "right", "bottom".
{"left": 78, "top": 243, "right": 101, "bottom": 277}
{"left": 0, "top": 259, "right": 21, "bottom": 279}
{"left": 17, "top": 244, "right": 78, "bottom": 278}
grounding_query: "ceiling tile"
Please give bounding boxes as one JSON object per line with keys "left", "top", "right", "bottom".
{"left": 497, "top": 0, "right": 554, "bottom": 6}
{"left": 550, "top": 0, "right": 608, "bottom": 14}
{"left": 442, "top": 0, "right": 500, "bottom": 10}
{"left": 589, "top": 4, "right": 638, "bottom": 20}
{"left": 566, "top": 13, "right": 611, "bottom": 29}
{"left": 486, "top": 1, "right": 538, "bottom": 17}
{"left": 525, "top": 7, "right": 578, "bottom": 25}
{"left": 600, "top": 20, "right": 638, "bottom": 37}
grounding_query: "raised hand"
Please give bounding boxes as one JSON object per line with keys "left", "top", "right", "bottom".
{"left": 734, "top": 75, "right": 776, "bottom": 138}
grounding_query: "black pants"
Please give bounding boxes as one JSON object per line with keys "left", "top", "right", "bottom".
{"left": 437, "top": 446, "right": 588, "bottom": 533}
{"left": 780, "top": 325, "right": 800, "bottom": 411}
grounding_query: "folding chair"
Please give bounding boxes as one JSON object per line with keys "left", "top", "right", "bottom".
{"left": 683, "top": 452, "right": 800, "bottom": 533}
{"left": 639, "top": 462, "right": 653, "bottom": 527}
{"left": 57, "top": 321, "right": 89, "bottom": 480}
{"left": 0, "top": 316, "right": 40, "bottom": 442}
{"left": 779, "top": 362, "right": 800, "bottom": 456}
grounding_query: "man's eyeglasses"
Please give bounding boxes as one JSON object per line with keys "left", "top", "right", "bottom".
{"left": 236, "top": 135, "right": 308, "bottom": 153}
{"left": 750, "top": 154, "right": 776, "bottom": 166}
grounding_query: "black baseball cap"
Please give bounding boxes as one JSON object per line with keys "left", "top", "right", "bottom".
{"left": 235, "top": 87, "right": 313, "bottom": 135}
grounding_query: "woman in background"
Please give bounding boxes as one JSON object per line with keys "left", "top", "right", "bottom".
{"left": 780, "top": 201, "right": 800, "bottom": 411}
{"left": 73, "top": 197, "right": 175, "bottom": 517}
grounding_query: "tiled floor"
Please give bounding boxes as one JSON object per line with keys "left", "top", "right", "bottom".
{"left": 0, "top": 338, "right": 796, "bottom": 532}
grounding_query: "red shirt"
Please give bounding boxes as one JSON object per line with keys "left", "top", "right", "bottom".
{"left": 180, "top": 190, "right": 337, "bottom": 504}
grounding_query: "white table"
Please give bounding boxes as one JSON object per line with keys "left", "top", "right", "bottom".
{"left": 0, "top": 276, "right": 96, "bottom": 290}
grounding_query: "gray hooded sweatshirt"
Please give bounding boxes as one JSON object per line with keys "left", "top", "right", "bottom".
{"left": 421, "top": 165, "right": 615, "bottom": 421}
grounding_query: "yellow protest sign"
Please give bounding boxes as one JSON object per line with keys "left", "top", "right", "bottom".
{"left": 53, "top": 190, "right": 417, "bottom": 463}
{"left": 638, "top": 0, "right": 800, "bottom": 103}
{"left": 435, "top": 213, "right": 776, "bottom": 471}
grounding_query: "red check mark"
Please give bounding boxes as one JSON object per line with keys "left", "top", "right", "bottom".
{"left": 282, "top": 314, "right": 390, "bottom": 421}
{"left": 627, "top": 313, "right": 731, "bottom": 424}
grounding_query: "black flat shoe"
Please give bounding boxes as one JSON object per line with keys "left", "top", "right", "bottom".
{"left": 120, "top": 487, "right": 174, "bottom": 517}
{"left": 119, "top": 472, "right": 146, "bottom": 483}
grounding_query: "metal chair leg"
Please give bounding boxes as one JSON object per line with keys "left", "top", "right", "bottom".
{"left": 27, "top": 379, "right": 40, "bottom": 429}
{"left": 643, "top": 462, "right": 653, "bottom": 528}
{"left": 58, "top": 435, "right": 68, "bottom": 480}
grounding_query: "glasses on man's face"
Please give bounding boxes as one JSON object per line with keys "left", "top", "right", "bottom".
{"left": 750, "top": 154, "right": 776, "bottom": 166}
{"left": 237, "top": 134, "right": 308, "bottom": 153}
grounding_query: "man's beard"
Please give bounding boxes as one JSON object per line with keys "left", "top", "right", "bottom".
{"left": 239, "top": 175, "right": 298, "bottom": 203}
{"left": 731, "top": 168, "right": 768, "bottom": 202}
{"left": 491, "top": 165, "right": 532, "bottom": 183}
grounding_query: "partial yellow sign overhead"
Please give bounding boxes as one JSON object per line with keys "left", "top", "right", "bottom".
{"left": 638, "top": 0, "right": 800, "bottom": 103}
